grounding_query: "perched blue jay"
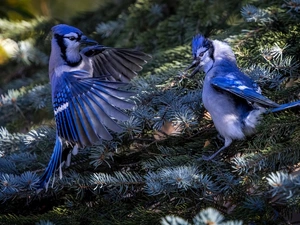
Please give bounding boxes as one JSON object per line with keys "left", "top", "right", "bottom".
{"left": 185, "top": 34, "right": 300, "bottom": 160}
{"left": 39, "top": 24, "right": 151, "bottom": 187}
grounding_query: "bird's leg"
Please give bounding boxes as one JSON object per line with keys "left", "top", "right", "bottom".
{"left": 202, "top": 137, "right": 232, "bottom": 161}
{"left": 217, "top": 134, "right": 224, "bottom": 142}
{"left": 65, "top": 144, "right": 79, "bottom": 167}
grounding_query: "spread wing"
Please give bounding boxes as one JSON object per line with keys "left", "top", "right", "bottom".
{"left": 211, "top": 72, "right": 279, "bottom": 108}
{"left": 52, "top": 70, "right": 134, "bottom": 147}
{"left": 82, "top": 45, "right": 151, "bottom": 82}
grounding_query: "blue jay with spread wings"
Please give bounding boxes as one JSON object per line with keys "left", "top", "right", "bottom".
{"left": 185, "top": 34, "right": 300, "bottom": 160}
{"left": 39, "top": 24, "right": 151, "bottom": 188}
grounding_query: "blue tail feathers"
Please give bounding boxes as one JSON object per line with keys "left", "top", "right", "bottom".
{"left": 270, "top": 100, "right": 300, "bottom": 113}
{"left": 39, "top": 134, "right": 63, "bottom": 188}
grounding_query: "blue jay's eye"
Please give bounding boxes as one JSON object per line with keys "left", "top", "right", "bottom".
{"left": 199, "top": 52, "right": 205, "bottom": 57}
{"left": 67, "top": 36, "right": 76, "bottom": 41}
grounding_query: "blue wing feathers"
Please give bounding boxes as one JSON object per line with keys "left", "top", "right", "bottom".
{"left": 83, "top": 79, "right": 135, "bottom": 98}
{"left": 61, "top": 110, "right": 71, "bottom": 141}
{"left": 93, "top": 55, "right": 132, "bottom": 82}
{"left": 88, "top": 89, "right": 131, "bottom": 120}
{"left": 57, "top": 112, "right": 65, "bottom": 138}
{"left": 90, "top": 87, "right": 134, "bottom": 110}
{"left": 74, "top": 97, "right": 100, "bottom": 145}
{"left": 93, "top": 57, "right": 112, "bottom": 78}
{"left": 82, "top": 93, "right": 123, "bottom": 133}
{"left": 91, "top": 79, "right": 130, "bottom": 87}
{"left": 41, "top": 70, "right": 134, "bottom": 187}
{"left": 115, "top": 49, "right": 150, "bottom": 65}
{"left": 114, "top": 51, "right": 144, "bottom": 71}
{"left": 53, "top": 70, "right": 133, "bottom": 146}
{"left": 85, "top": 47, "right": 150, "bottom": 81}
{"left": 69, "top": 101, "right": 85, "bottom": 144}
{"left": 211, "top": 76, "right": 279, "bottom": 107}
{"left": 108, "top": 54, "right": 137, "bottom": 79}
{"left": 96, "top": 55, "right": 119, "bottom": 74}
{"left": 81, "top": 97, "right": 114, "bottom": 141}
{"left": 75, "top": 96, "right": 98, "bottom": 143}
{"left": 71, "top": 99, "right": 88, "bottom": 145}
{"left": 64, "top": 106, "right": 79, "bottom": 142}
{"left": 77, "top": 94, "right": 113, "bottom": 141}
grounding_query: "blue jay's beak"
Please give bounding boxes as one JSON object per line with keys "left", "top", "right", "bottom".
{"left": 80, "top": 35, "right": 98, "bottom": 45}
{"left": 185, "top": 59, "right": 201, "bottom": 78}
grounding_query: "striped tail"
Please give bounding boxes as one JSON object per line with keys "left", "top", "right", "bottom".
{"left": 39, "top": 134, "right": 63, "bottom": 189}
{"left": 270, "top": 100, "right": 300, "bottom": 113}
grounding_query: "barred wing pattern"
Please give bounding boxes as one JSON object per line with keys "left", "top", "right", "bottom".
{"left": 83, "top": 46, "right": 152, "bottom": 82}
{"left": 211, "top": 74, "right": 279, "bottom": 108}
{"left": 39, "top": 70, "right": 134, "bottom": 188}
{"left": 53, "top": 70, "right": 134, "bottom": 147}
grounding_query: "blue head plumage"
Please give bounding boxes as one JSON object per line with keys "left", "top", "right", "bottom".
{"left": 52, "top": 24, "right": 83, "bottom": 36}
{"left": 192, "top": 34, "right": 210, "bottom": 58}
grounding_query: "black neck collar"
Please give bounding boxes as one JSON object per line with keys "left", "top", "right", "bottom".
{"left": 64, "top": 56, "right": 82, "bottom": 67}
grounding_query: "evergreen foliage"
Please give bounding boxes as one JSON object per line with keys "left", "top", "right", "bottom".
{"left": 0, "top": 0, "right": 300, "bottom": 224}
{"left": 161, "top": 207, "right": 242, "bottom": 225}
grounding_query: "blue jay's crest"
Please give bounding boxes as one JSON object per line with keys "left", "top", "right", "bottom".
{"left": 52, "top": 24, "right": 83, "bottom": 36}
{"left": 192, "top": 34, "right": 210, "bottom": 58}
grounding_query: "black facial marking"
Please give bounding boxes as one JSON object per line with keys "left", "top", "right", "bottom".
{"left": 77, "top": 33, "right": 82, "bottom": 41}
{"left": 203, "top": 40, "right": 215, "bottom": 74}
{"left": 54, "top": 32, "right": 82, "bottom": 67}
{"left": 208, "top": 41, "right": 214, "bottom": 62}
{"left": 55, "top": 34, "right": 67, "bottom": 61}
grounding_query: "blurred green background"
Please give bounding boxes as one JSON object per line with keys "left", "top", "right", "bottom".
{"left": 0, "top": 0, "right": 300, "bottom": 224}
{"left": 1, "top": 0, "right": 99, "bottom": 21}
